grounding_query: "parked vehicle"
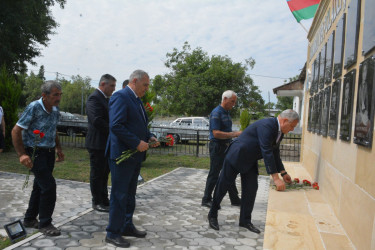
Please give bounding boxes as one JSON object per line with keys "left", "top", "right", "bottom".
{"left": 57, "top": 112, "right": 88, "bottom": 136}
{"left": 156, "top": 117, "right": 210, "bottom": 143}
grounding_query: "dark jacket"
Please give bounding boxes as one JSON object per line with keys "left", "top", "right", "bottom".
{"left": 225, "top": 117, "right": 284, "bottom": 174}
{"left": 85, "top": 89, "right": 109, "bottom": 150}
{"left": 105, "top": 86, "right": 152, "bottom": 163}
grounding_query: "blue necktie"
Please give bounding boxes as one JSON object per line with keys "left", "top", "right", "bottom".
{"left": 137, "top": 98, "right": 146, "bottom": 122}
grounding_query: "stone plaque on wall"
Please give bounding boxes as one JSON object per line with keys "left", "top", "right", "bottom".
{"left": 340, "top": 70, "right": 356, "bottom": 141}
{"left": 317, "top": 92, "right": 323, "bottom": 135}
{"left": 308, "top": 97, "right": 313, "bottom": 132}
{"left": 321, "top": 86, "right": 331, "bottom": 137}
{"left": 354, "top": 56, "right": 375, "bottom": 147}
{"left": 319, "top": 46, "right": 326, "bottom": 90}
{"left": 313, "top": 94, "right": 319, "bottom": 133}
{"left": 329, "top": 79, "right": 341, "bottom": 139}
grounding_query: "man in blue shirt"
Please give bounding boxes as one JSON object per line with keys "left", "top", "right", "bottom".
{"left": 12, "top": 81, "right": 64, "bottom": 237}
{"left": 202, "top": 90, "right": 242, "bottom": 208}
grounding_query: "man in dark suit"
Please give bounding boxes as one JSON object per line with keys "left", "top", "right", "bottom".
{"left": 105, "top": 70, "right": 158, "bottom": 248}
{"left": 208, "top": 109, "right": 299, "bottom": 234}
{"left": 85, "top": 74, "right": 116, "bottom": 212}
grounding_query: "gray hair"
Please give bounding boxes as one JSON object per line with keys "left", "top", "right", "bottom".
{"left": 99, "top": 74, "right": 116, "bottom": 86}
{"left": 129, "top": 70, "right": 149, "bottom": 82}
{"left": 222, "top": 90, "right": 237, "bottom": 102}
{"left": 41, "top": 80, "right": 61, "bottom": 94}
{"left": 279, "top": 109, "right": 300, "bottom": 122}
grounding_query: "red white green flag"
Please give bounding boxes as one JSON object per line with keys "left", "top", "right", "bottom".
{"left": 287, "top": 0, "right": 320, "bottom": 23}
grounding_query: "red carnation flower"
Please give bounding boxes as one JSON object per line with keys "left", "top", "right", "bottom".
{"left": 293, "top": 178, "right": 300, "bottom": 183}
{"left": 33, "top": 130, "right": 40, "bottom": 134}
{"left": 40, "top": 132, "right": 45, "bottom": 138}
{"left": 303, "top": 180, "right": 311, "bottom": 186}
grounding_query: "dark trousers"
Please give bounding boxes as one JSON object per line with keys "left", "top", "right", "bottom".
{"left": 209, "top": 159, "right": 258, "bottom": 224}
{"left": 106, "top": 159, "right": 141, "bottom": 238}
{"left": 202, "top": 141, "right": 239, "bottom": 203}
{"left": 88, "top": 149, "right": 110, "bottom": 206}
{"left": 24, "top": 147, "right": 56, "bottom": 228}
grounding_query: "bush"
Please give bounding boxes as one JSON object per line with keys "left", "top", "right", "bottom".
{"left": 240, "top": 109, "right": 251, "bottom": 131}
{"left": 0, "top": 65, "right": 22, "bottom": 151}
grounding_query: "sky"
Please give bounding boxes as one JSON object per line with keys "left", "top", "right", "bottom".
{"left": 27, "top": 0, "right": 313, "bottom": 104}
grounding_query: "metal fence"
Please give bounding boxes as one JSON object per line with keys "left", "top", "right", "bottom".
{"left": 59, "top": 127, "right": 302, "bottom": 162}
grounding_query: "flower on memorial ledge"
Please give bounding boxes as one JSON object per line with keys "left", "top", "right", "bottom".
{"left": 312, "top": 182, "right": 319, "bottom": 190}
{"left": 303, "top": 179, "right": 311, "bottom": 186}
{"left": 116, "top": 135, "right": 174, "bottom": 165}
{"left": 273, "top": 178, "right": 319, "bottom": 191}
{"left": 22, "top": 129, "right": 44, "bottom": 190}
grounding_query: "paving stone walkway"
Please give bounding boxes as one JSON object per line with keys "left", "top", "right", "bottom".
{"left": 1, "top": 168, "right": 270, "bottom": 249}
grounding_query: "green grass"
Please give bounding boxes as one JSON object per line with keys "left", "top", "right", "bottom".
{"left": 0, "top": 147, "right": 267, "bottom": 183}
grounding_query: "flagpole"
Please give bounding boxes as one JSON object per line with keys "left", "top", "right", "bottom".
{"left": 299, "top": 22, "right": 309, "bottom": 33}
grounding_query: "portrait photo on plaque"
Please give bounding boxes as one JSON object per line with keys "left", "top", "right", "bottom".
{"left": 329, "top": 79, "right": 341, "bottom": 138}
{"left": 321, "top": 86, "right": 331, "bottom": 137}
{"left": 354, "top": 57, "right": 375, "bottom": 147}
{"left": 340, "top": 70, "right": 356, "bottom": 141}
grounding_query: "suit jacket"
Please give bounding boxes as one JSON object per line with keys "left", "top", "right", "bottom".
{"left": 225, "top": 117, "right": 284, "bottom": 174}
{"left": 105, "top": 86, "right": 152, "bottom": 163}
{"left": 85, "top": 89, "right": 109, "bottom": 150}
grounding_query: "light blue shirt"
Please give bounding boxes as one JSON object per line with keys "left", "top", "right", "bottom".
{"left": 17, "top": 98, "right": 60, "bottom": 148}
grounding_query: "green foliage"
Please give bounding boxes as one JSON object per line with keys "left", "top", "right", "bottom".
{"left": 276, "top": 96, "right": 293, "bottom": 114}
{"left": 240, "top": 109, "right": 251, "bottom": 131}
{"left": 0, "top": 65, "right": 22, "bottom": 151}
{"left": 152, "top": 42, "right": 265, "bottom": 116}
{"left": 59, "top": 75, "right": 95, "bottom": 114}
{"left": 0, "top": 0, "right": 66, "bottom": 74}
{"left": 23, "top": 71, "right": 44, "bottom": 104}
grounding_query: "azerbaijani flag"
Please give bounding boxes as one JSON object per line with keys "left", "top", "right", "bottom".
{"left": 287, "top": 0, "right": 320, "bottom": 23}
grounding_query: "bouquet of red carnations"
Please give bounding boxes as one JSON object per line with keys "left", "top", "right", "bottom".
{"left": 285, "top": 178, "right": 319, "bottom": 190}
{"left": 116, "top": 135, "right": 174, "bottom": 165}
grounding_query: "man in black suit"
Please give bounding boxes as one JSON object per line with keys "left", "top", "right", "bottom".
{"left": 208, "top": 109, "right": 299, "bottom": 233}
{"left": 85, "top": 74, "right": 116, "bottom": 212}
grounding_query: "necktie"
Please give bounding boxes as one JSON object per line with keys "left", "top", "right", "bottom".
{"left": 137, "top": 98, "right": 146, "bottom": 122}
{"left": 276, "top": 131, "right": 282, "bottom": 144}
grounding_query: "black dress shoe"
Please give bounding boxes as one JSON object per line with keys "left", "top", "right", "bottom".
{"left": 239, "top": 222, "right": 261, "bottom": 234}
{"left": 122, "top": 227, "right": 147, "bottom": 238}
{"left": 105, "top": 236, "right": 130, "bottom": 248}
{"left": 207, "top": 214, "right": 219, "bottom": 230}
{"left": 93, "top": 204, "right": 109, "bottom": 213}
{"left": 201, "top": 200, "right": 212, "bottom": 208}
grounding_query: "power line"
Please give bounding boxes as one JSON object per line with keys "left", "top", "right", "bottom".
{"left": 29, "top": 68, "right": 289, "bottom": 81}
{"left": 248, "top": 73, "right": 289, "bottom": 80}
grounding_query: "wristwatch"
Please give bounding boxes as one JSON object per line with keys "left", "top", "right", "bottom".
{"left": 280, "top": 172, "right": 288, "bottom": 177}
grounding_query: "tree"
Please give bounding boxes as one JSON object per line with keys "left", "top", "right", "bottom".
{"left": 276, "top": 96, "right": 293, "bottom": 111}
{"left": 59, "top": 75, "right": 95, "bottom": 114}
{"left": 37, "top": 65, "right": 46, "bottom": 80}
{"left": 0, "top": 66, "right": 21, "bottom": 151}
{"left": 23, "top": 71, "right": 44, "bottom": 105}
{"left": 0, "top": 0, "right": 66, "bottom": 74}
{"left": 152, "top": 42, "right": 264, "bottom": 116}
